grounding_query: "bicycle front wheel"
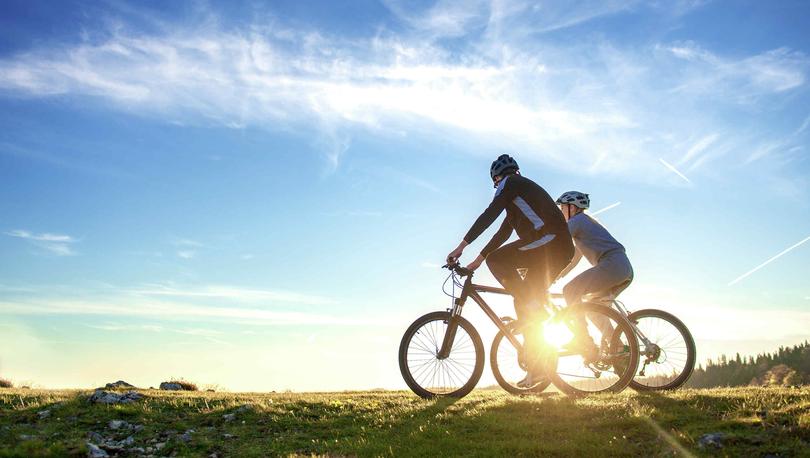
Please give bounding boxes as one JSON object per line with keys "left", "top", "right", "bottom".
{"left": 626, "top": 309, "right": 696, "bottom": 390}
{"left": 398, "top": 311, "right": 484, "bottom": 399}
{"left": 548, "top": 303, "right": 639, "bottom": 395}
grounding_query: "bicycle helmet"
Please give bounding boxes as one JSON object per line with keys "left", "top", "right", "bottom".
{"left": 556, "top": 191, "right": 590, "bottom": 209}
{"left": 490, "top": 154, "right": 519, "bottom": 179}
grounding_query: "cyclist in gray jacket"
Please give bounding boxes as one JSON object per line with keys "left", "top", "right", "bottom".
{"left": 556, "top": 191, "right": 633, "bottom": 310}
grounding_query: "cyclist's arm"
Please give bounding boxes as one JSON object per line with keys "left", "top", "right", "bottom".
{"left": 558, "top": 246, "right": 583, "bottom": 279}
{"left": 481, "top": 217, "right": 512, "bottom": 258}
{"left": 462, "top": 184, "right": 511, "bottom": 245}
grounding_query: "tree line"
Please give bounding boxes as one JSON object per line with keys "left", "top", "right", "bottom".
{"left": 686, "top": 341, "right": 810, "bottom": 388}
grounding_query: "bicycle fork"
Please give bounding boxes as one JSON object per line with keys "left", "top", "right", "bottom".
{"left": 437, "top": 298, "right": 464, "bottom": 359}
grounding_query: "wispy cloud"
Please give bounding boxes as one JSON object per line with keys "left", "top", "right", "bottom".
{"left": 0, "top": 3, "right": 805, "bottom": 182}
{"left": 171, "top": 238, "right": 201, "bottom": 259}
{"left": 1, "top": 297, "right": 372, "bottom": 326}
{"left": 126, "top": 284, "right": 336, "bottom": 305}
{"left": 4, "top": 229, "right": 78, "bottom": 256}
{"left": 728, "top": 235, "right": 810, "bottom": 286}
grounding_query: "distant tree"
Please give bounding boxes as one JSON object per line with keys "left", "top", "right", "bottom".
{"left": 783, "top": 369, "right": 801, "bottom": 387}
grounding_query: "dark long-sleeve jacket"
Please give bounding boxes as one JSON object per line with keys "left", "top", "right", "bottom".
{"left": 463, "top": 174, "right": 570, "bottom": 257}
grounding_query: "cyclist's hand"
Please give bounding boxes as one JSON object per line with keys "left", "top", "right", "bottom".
{"left": 446, "top": 247, "right": 464, "bottom": 264}
{"left": 466, "top": 254, "right": 484, "bottom": 271}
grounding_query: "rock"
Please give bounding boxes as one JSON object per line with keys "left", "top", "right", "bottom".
{"left": 99, "top": 443, "right": 124, "bottom": 453}
{"left": 88, "top": 432, "right": 105, "bottom": 443}
{"left": 86, "top": 442, "right": 109, "bottom": 458}
{"left": 108, "top": 420, "right": 129, "bottom": 430}
{"left": 88, "top": 389, "right": 143, "bottom": 405}
{"left": 121, "top": 436, "right": 135, "bottom": 446}
{"left": 159, "top": 382, "right": 183, "bottom": 391}
{"left": 103, "top": 380, "right": 136, "bottom": 390}
{"left": 155, "top": 442, "right": 166, "bottom": 450}
{"left": 130, "top": 447, "right": 145, "bottom": 454}
{"left": 222, "top": 413, "right": 236, "bottom": 422}
{"left": 37, "top": 409, "right": 51, "bottom": 419}
{"left": 19, "top": 434, "right": 35, "bottom": 441}
{"left": 223, "top": 434, "right": 235, "bottom": 439}
{"left": 235, "top": 404, "right": 253, "bottom": 413}
{"left": 179, "top": 429, "right": 194, "bottom": 442}
{"left": 698, "top": 432, "right": 725, "bottom": 449}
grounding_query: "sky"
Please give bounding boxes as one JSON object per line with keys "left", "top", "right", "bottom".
{"left": 1, "top": 0, "right": 809, "bottom": 392}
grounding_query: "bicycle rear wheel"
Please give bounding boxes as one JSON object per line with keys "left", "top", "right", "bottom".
{"left": 626, "top": 309, "right": 696, "bottom": 390}
{"left": 490, "top": 318, "right": 553, "bottom": 395}
{"left": 548, "top": 303, "right": 639, "bottom": 395}
{"left": 398, "top": 311, "right": 484, "bottom": 399}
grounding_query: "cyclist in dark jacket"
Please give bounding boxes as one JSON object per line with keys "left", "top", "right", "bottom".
{"left": 446, "top": 154, "right": 575, "bottom": 387}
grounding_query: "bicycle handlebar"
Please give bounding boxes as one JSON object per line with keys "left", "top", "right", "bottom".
{"left": 443, "top": 263, "right": 473, "bottom": 277}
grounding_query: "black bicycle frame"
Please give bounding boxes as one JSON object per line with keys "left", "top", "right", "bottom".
{"left": 437, "top": 272, "right": 524, "bottom": 359}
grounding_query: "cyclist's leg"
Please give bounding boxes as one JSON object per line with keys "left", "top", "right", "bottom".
{"left": 514, "top": 236, "right": 575, "bottom": 377}
{"left": 563, "top": 252, "right": 633, "bottom": 340}
{"left": 486, "top": 240, "right": 533, "bottom": 311}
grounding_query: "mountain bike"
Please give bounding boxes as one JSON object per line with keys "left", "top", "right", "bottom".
{"left": 565, "top": 291, "right": 696, "bottom": 390}
{"left": 398, "top": 264, "right": 640, "bottom": 398}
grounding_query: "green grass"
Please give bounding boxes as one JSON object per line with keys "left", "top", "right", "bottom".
{"left": 1, "top": 387, "right": 808, "bottom": 457}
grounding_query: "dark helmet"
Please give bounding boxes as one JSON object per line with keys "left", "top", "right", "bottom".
{"left": 556, "top": 191, "right": 590, "bottom": 209}
{"left": 490, "top": 154, "right": 519, "bottom": 180}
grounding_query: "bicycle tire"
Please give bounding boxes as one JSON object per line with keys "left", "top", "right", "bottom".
{"left": 399, "top": 311, "right": 485, "bottom": 399}
{"left": 490, "top": 322, "right": 553, "bottom": 395}
{"left": 549, "top": 303, "right": 640, "bottom": 396}
{"left": 626, "top": 309, "right": 696, "bottom": 391}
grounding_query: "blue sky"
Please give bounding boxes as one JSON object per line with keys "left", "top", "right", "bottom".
{"left": 1, "top": 0, "right": 809, "bottom": 391}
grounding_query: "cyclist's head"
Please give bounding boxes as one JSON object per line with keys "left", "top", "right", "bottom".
{"left": 556, "top": 191, "right": 589, "bottom": 221}
{"left": 490, "top": 154, "right": 519, "bottom": 187}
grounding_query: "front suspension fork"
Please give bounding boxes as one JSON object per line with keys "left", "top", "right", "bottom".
{"left": 437, "top": 299, "right": 464, "bottom": 359}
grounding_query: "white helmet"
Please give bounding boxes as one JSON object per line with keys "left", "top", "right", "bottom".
{"left": 556, "top": 191, "right": 590, "bottom": 209}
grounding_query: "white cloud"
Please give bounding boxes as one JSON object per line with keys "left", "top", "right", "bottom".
{"left": 0, "top": 4, "right": 805, "bottom": 182}
{"left": 176, "top": 250, "right": 196, "bottom": 259}
{"left": 0, "top": 297, "right": 372, "bottom": 326}
{"left": 4, "top": 229, "right": 78, "bottom": 256}
{"left": 125, "top": 284, "right": 336, "bottom": 305}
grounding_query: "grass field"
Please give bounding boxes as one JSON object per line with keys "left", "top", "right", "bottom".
{"left": 1, "top": 386, "right": 808, "bottom": 457}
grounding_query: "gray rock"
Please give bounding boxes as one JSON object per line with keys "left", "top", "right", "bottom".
{"left": 698, "top": 432, "right": 725, "bottom": 449}
{"left": 88, "top": 432, "right": 105, "bottom": 443}
{"left": 88, "top": 389, "right": 143, "bottom": 404}
{"left": 121, "top": 436, "right": 135, "bottom": 446}
{"left": 155, "top": 442, "right": 166, "bottom": 450}
{"left": 37, "top": 409, "right": 51, "bottom": 419}
{"left": 103, "top": 380, "right": 136, "bottom": 390}
{"left": 222, "top": 434, "right": 235, "bottom": 439}
{"left": 235, "top": 404, "right": 253, "bottom": 413}
{"left": 222, "top": 413, "right": 236, "bottom": 422}
{"left": 86, "top": 442, "right": 109, "bottom": 458}
{"left": 159, "top": 382, "right": 183, "bottom": 391}
{"left": 133, "top": 424, "right": 145, "bottom": 432}
{"left": 108, "top": 420, "right": 129, "bottom": 430}
{"left": 179, "top": 429, "right": 194, "bottom": 442}
{"left": 18, "top": 434, "right": 35, "bottom": 441}
{"left": 130, "top": 447, "right": 145, "bottom": 454}
{"left": 99, "top": 443, "right": 124, "bottom": 453}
